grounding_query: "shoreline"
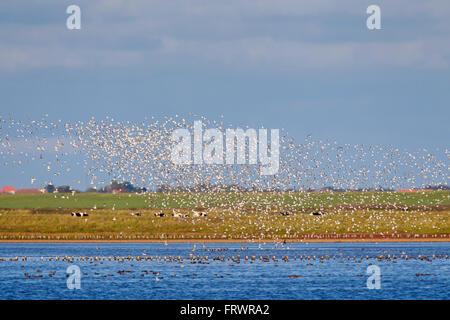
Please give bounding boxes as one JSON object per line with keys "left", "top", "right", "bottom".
{"left": 0, "top": 238, "right": 449, "bottom": 243}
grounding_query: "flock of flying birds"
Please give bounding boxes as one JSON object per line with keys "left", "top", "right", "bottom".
{"left": 0, "top": 117, "right": 450, "bottom": 237}
{"left": 0, "top": 114, "right": 448, "bottom": 194}
{"left": 0, "top": 115, "right": 449, "bottom": 239}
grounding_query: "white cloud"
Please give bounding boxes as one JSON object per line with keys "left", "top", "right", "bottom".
{"left": 157, "top": 37, "right": 450, "bottom": 70}
{"left": 0, "top": 0, "right": 449, "bottom": 71}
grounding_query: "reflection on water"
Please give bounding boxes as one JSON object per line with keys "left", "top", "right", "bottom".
{"left": 0, "top": 242, "right": 448, "bottom": 300}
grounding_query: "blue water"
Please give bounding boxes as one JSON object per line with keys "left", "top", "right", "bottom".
{"left": 0, "top": 242, "right": 448, "bottom": 300}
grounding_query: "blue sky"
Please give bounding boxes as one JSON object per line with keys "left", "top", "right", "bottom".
{"left": 0, "top": 0, "right": 449, "bottom": 188}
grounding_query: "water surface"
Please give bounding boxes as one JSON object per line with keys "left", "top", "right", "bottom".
{"left": 0, "top": 242, "right": 448, "bottom": 300}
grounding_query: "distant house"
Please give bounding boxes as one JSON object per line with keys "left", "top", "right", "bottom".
{"left": 0, "top": 186, "right": 16, "bottom": 194}
{"left": 396, "top": 189, "right": 427, "bottom": 193}
{"left": 16, "top": 188, "right": 42, "bottom": 194}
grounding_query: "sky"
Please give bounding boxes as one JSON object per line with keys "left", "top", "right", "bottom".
{"left": 0, "top": 0, "right": 449, "bottom": 189}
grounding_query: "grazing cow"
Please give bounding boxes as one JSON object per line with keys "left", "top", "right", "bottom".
{"left": 71, "top": 212, "right": 88, "bottom": 217}
{"left": 311, "top": 212, "right": 323, "bottom": 216}
{"left": 172, "top": 211, "right": 188, "bottom": 218}
{"left": 153, "top": 213, "right": 165, "bottom": 217}
{"left": 193, "top": 211, "right": 207, "bottom": 217}
{"left": 131, "top": 212, "right": 142, "bottom": 217}
{"left": 279, "top": 212, "right": 290, "bottom": 216}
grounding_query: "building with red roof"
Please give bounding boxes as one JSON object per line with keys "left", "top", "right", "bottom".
{"left": 0, "top": 186, "right": 16, "bottom": 194}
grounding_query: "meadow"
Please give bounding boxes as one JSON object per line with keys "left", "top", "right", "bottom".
{"left": 0, "top": 190, "right": 449, "bottom": 210}
{"left": 0, "top": 191, "right": 448, "bottom": 241}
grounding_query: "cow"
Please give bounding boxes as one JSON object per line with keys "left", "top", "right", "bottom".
{"left": 131, "top": 212, "right": 142, "bottom": 217}
{"left": 193, "top": 211, "right": 207, "bottom": 217}
{"left": 71, "top": 212, "right": 88, "bottom": 217}
{"left": 172, "top": 211, "right": 188, "bottom": 218}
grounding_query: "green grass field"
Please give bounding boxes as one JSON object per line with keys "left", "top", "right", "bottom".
{"left": 0, "top": 191, "right": 449, "bottom": 240}
{"left": 0, "top": 190, "right": 449, "bottom": 210}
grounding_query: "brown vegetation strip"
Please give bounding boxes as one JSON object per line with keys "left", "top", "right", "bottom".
{"left": 0, "top": 233, "right": 448, "bottom": 243}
